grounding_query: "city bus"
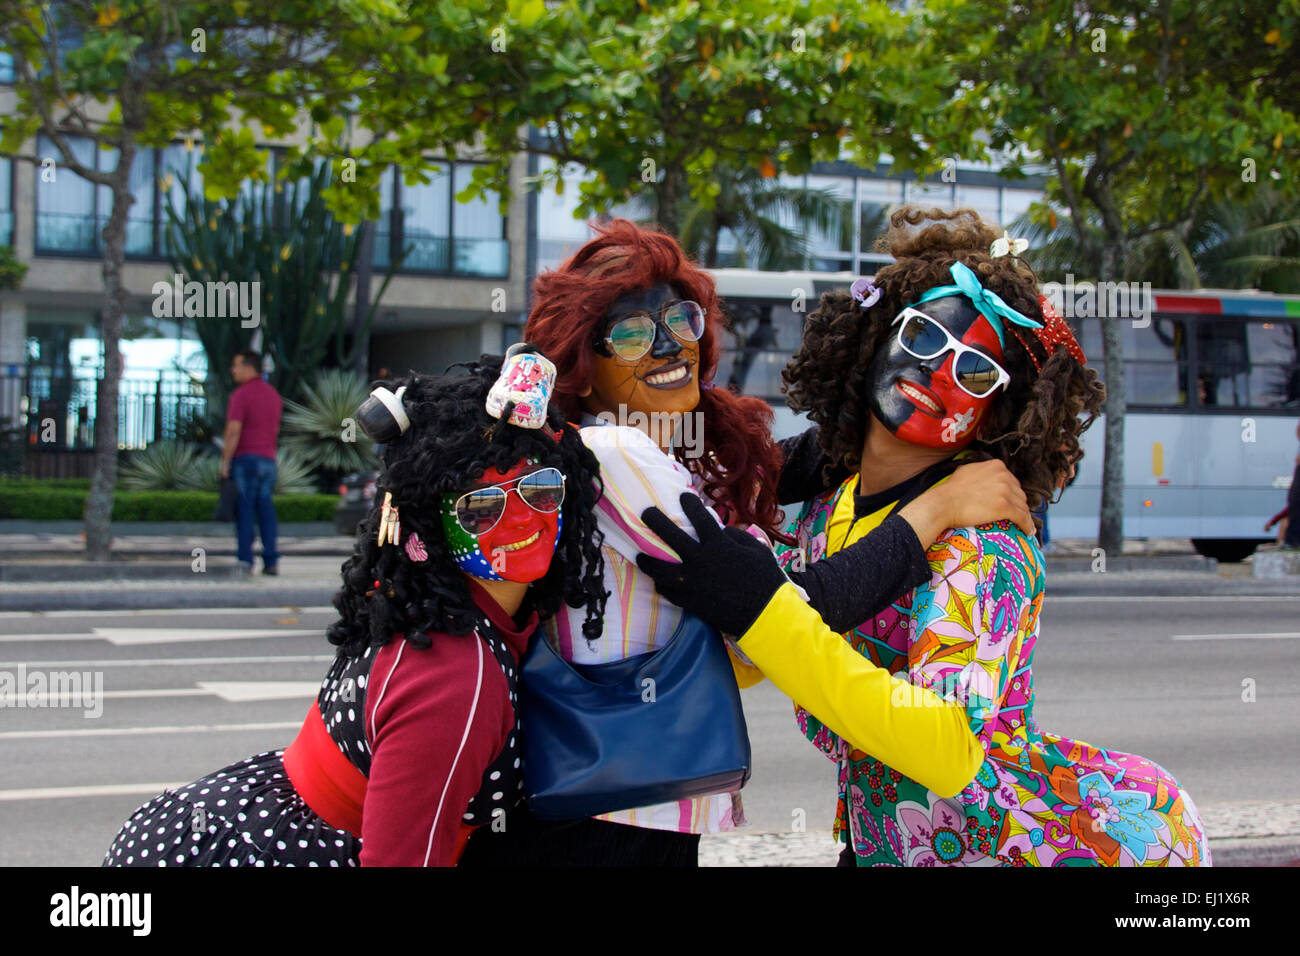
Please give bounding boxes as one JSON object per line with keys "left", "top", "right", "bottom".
{"left": 709, "top": 268, "right": 1300, "bottom": 560}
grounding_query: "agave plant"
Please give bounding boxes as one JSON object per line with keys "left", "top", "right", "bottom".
{"left": 120, "top": 441, "right": 207, "bottom": 491}
{"left": 274, "top": 446, "right": 322, "bottom": 495}
{"left": 281, "top": 369, "right": 379, "bottom": 476}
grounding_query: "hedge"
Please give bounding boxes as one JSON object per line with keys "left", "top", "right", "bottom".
{"left": 0, "top": 485, "right": 337, "bottom": 522}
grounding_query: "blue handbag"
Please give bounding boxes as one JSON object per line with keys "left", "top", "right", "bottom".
{"left": 518, "top": 612, "right": 751, "bottom": 820}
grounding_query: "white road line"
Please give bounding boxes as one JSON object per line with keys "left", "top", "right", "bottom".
{"left": 0, "top": 628, "right": 322, "bottom": 644}
{"left": 92, "top": 627, "right": 320, "bottom": 645}
{"left": 1, "top": 681, "right": 321, "bottom": 706}
{"left": 0, "top": 782, "right": 186, "bottom": 802}
{"left": 0, "top": 655, "right": 333, "bottom": 669}
{"left": 1171, "top": 632, "right": 1300, "bottom": 641}
{"left": 0, "top": 720, "right": 300, "bottom": 741}
{"left": 0, "top": 606, "right": 335, "bottom": 620}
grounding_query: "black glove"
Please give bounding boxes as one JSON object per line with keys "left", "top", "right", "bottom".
{"left": 635, "top": 493, "right": 790, "bottom": 636}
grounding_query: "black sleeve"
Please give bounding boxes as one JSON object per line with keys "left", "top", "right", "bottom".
{"left": 786, "top": 513, "right": 932, "bottom": 634}
{"left": 776, "top": 425, "right": 851, "bottom": 505}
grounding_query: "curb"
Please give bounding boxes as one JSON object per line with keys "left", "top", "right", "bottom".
{"left": 1046, "top": 555, "right": 1217, "bottom": 573}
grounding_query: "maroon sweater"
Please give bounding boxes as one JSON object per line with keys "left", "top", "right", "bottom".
{"left": 359, "top": 582, "right": 534, "bottom": 866}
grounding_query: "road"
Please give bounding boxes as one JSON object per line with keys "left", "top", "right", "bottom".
{"left": 1, "top": 592, "right": 1297, "bottom": 865}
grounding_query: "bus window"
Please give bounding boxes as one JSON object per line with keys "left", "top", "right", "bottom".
{"left": 1076, "top": 315, "right": 1188, "bottom": 406}
{"left": 719, "top": 298, "right": 805, "bottom": 399}
{"left": 1199, "top": 320, "right": 1300, "bottom": 408}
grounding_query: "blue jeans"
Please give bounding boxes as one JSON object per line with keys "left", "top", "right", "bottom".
{"left": 232, "top": 454, "right": 278, "bottom": 567}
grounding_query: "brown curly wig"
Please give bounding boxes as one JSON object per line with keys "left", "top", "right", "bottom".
{"left": 783, "top": 205, "right": 1106, "bottom": 514}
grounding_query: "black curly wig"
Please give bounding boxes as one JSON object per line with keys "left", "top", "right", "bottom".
{"left": 783, "top": 205, "right": 1106, "bottom": 515}
{"left": 326, "top": 355, "right": 607, "bottom": 656}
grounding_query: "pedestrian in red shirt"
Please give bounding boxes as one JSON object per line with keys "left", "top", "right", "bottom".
{"left": 220, "top": 350, "right": 283, "bottom": 573}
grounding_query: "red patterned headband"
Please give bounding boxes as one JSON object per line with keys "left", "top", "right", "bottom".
{"left": 1013, "top": 295, "right": 1087, "bottom": 371}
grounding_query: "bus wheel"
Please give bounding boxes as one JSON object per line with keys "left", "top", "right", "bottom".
{"left": 1190, "top": 539, "right": 1262, "bottom": 563}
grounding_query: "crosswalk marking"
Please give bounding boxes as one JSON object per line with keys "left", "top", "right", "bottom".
{"left": 0, "top": 655, "right": 332, "bottom": 668}
{"left": 0, "top": 782, "right": 186, "bottom": 802}
{"left": 0, "top": 719, "right": 300, "bottom": 740}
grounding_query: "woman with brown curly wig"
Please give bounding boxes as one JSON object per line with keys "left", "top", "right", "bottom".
{"left": 637, "top": 206, "right": 1211, "bottom": 867}
{"left": 461, "top": 217, "right": 1037, "bottom": 867}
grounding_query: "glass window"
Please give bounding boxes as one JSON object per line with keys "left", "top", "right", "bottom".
{"left": 1077, "top": 315, "right": 1189, "bottom": 406}
{"left": 804, "top": 175, "right": 854, "bottom": 256}
{"left": 956, "top": 185, "right": 1000, "bottom": 226}
{"left": 159, "top": 142, "right": 205, "bottom": 257}
{"left": 0, "top": 158, "right": 12, "bottom": 246}
{"left": 0, "top": 50, "right": 13, "bottom": 84}
{"left": 905, "top": 180, "right": 952, "bottom": 206}
{"left": 371, "top": 165, "right": 396, "bottom": 269}
{"left": 452, "top": 164, "right": 507, "bottom": 276}
{"left": 717, "top": 299, "right": 804, "bottom": 399}
{"left": 398, "top": 166, "right": 451, "bottom": 272}
{"left": 36, "top": 133, "right": 97, "bottom": 252}
{"left": 857, "top": 177, "right": 903, "bottom": 205}
{"left": 1198, "top": 319, "right": 1300, "bottom": 408}
{"left": 97, "top": 145, "right": 156, "bottom": 256}
{"left": 1002, "top": 189, "right": 1039, "bottom": 224}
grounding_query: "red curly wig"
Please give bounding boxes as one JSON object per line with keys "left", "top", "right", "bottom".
{"left": 525, "top": 218, "right": 785, "bottom": 536}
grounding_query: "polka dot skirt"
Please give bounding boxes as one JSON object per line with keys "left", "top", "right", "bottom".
{"left": 102, "top": 749, "right": 360, "bottom": 867}
{"left": 103, "top": 620, "right": 522, "bottom": 867}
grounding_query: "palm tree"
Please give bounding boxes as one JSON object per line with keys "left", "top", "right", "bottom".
{"left": 674, "top": 164, "right": 851, "bottom": 271}
{"left": 1013, "top": 188, "right": 1300, "bottom": 292}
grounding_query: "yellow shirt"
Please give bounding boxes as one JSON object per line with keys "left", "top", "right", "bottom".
{"left": 735, "top": 476, "right": 985, "bottom": 798}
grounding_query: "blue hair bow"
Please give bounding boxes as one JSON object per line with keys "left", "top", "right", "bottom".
{"left": 909, "top": 261, "right": 1042, "bottom": 347}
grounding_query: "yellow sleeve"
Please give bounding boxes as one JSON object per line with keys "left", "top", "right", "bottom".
{"left": 726, "top": 642, "right": 766, "bottom": 689}
{"left": 735, "top": 583, "right": 985, "bottom": 798}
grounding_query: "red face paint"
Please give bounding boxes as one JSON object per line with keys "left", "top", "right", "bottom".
{"left": 866, "top": 295, "right": 1007, "bottom": 450}
{"left": 471, "top": 459, "right": 561, "bottom": 584}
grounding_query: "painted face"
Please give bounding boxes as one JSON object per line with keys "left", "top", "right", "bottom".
{"left": 584, "top": 282, "right": 702, "bottom": 421}
{"left": 866, "top": 295, "right": 1006, "bottom": 450}
{"left": 440, "top": 458, "right": 562, "bottom": 583}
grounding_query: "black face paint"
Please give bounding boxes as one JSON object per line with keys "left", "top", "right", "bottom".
{"left": 866, "top": 295, "right": 1006, "bottom": 450}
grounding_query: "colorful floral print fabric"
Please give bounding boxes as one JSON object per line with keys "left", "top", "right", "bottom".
{"left": 777, "top": 477, "right": 1211, "bottom": 867}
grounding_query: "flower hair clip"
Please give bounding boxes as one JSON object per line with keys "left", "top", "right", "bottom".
{"left": 850, "top": 277, "right": 882, "bottom": 309}
{"left": 990, "top": 231, "right": 1029, "bottom": 259}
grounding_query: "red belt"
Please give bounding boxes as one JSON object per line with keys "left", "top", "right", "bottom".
{"left": 283, "top": 704, "right": 367, "bottom": 835}
{"left": 283, "top": 703, "right": 481, "bottom": 864}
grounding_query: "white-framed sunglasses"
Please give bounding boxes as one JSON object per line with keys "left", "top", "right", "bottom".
{"left": 892, "top": 307, "right": 1011, "bottom": 399}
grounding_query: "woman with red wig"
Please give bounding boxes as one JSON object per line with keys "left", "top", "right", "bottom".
{"left": 459, "top": 218, "right": 1034, "bottom": 866}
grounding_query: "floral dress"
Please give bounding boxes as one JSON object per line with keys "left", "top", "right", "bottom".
{"left": 776, "top": 475, "right": 1211, "bottom": 867}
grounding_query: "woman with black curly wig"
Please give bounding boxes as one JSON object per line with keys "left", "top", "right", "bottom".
{"left": 638, "top": 206, "right": 1211, "bottom": 866}
{"left": 103, "top": 353, "right": 606, "bottom": 867}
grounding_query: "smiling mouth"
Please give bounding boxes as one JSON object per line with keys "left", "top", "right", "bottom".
{"left": 497, "top": 529, "right": 541, "bottom": 552}
{"left": 897, "top": 380, "right": 944, "bottom": 417}
{"left": 642, "top": 360, "right": 691, "bottom": 389}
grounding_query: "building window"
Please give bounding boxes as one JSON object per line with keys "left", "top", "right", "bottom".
{"left": 388, "top": 161, "right": 508, "bottom": 277}
{"left": 0, "top": 158, "right": 12, "bottom": 246}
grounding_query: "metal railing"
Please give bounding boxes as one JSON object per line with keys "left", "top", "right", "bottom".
{"left": 0, "top": 365, "right": 208, "bottom": 454}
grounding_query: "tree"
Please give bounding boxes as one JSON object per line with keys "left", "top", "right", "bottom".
{"left": 676, "top": 162, "right": 849, "bottom": 270}
{"left": 162, "top": 153, "right": 403, "bottom": 411}
{"left": 331, "top": 0, "right": 989, "bottom": 233}
{"left": 0, "top": 1, "right": 382, "bottom": 558}
{"left": 945, "top": 0, "right": 1300, "bottom": 555}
